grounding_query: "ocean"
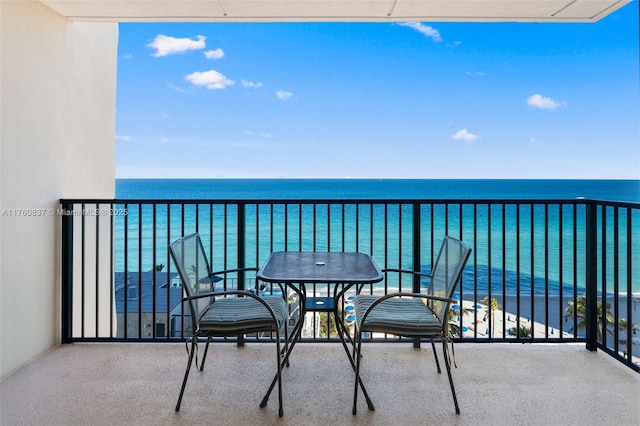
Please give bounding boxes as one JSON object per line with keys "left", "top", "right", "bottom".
{"left": 116, "top": 178, "right": 640, "bottom": 202}
{"left": 110, "top": 179, "right": 639, "bottom": 332}
{"left": 112, "top": 179, "right": 639, "bottom": 297}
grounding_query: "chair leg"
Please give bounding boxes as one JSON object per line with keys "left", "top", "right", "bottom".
{"left": 175, "top": 338, "right": 197, "bottom": 412}
{"left": 199, "top": 337, "right": 211, "bottom": 371}
{"left": 260, "top": 328, "right": 285, "bottom": 417}
{"left": 352, "top": 332, "right": 363, "bottom": 415}
{"left": 430, "top": 338, "right": 442, "bottom": 374}
{"left": 349, "top": 330, "right": 375, "bottom": 414}
{"left": 260, "top": 332, "right": 288, "bottom": 417}
{"left": 275, "top": 330, "right": 284, "bottom": 417}
{"left": 442, "top": 339, "right": 460, "bottom": 414}
{"left": 282, "top": 320, "right": 290, "bottom": 368}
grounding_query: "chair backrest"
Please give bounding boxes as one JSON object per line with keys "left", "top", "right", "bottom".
{"left": 427, "top": 236, "right": 472, "bottom": 321}
{"left": 168, "top": 233, "right": 216, "bottom": 326}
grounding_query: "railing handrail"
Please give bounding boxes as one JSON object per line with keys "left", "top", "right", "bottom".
{"left": 61, "top": 197, "right": 637, "bottom": 205}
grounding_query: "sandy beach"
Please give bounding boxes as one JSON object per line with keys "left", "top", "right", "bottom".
{"left": 453, "top": 296, "right": 572, "bottom": 338}
{"left": 452, "top": 298, "right": 574, "bottom": 339}
{"left": 452, "top": 295, "right": 640, "bottom": 367}
{"left": 454, "top": 294, "right": 639, "bottom": 339}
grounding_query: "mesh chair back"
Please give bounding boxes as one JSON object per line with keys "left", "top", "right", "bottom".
{"left": 428, "top": 236, "right": 472, "bottom": 322}
{"left": 169, "top": 233, "right": 216, "bottom": 326}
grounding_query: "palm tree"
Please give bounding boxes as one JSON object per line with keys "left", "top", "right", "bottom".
{"left": 319, "top": 312, "right": 338, "bottom": 338}
{"left": 509, "top": 325, "right": 531, "bottom": 338}
{"left": 618, "top": 318, "right": 639, "bottom": 334}
{"left": 448, "top": 305, "right": 461, "bottom": 337}
{"left": 482, "top": 296, "right": 500, "bottom": 337}
{"left": 448, "top": 304, "right": 460, "bottom": 323}
{"left": 614, "top": 318, "right": 639, "bottom": 357}
{"left": 564, "top": 295, "right": 614, "bottom": 340}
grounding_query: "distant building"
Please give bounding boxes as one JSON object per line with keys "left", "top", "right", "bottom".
{"left": 114, "top": 271, "right": 184, "bottom": 338}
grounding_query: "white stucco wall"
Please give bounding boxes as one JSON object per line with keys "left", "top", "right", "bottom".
{"left": 0, "top": 0, "right": 118, "bottom": 378}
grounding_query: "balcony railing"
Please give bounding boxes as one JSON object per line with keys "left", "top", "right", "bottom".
{"left": 59, "top": 198, "right": 640, "bottom": 372}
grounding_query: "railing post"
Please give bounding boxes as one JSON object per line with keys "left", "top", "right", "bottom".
{"left": 61, "top": 201, "right": 74, "bottom": 343}
{"left": 413, "top": 202, "right": 421, "bottom": 348}
{"left": 412, "top": 202, "right": 422, "bottom": 292}
{"left": 238, "top": 203, "right": 246, "bottom": 290}
{"left": 237, "top": 202, "right": 246, "bottom": 347}
{"left": 585, "top": 202, "right": 598, "bottom": 351}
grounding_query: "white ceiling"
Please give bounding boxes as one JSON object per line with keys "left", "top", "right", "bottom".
{"left": 39, "top": 0, "right": 633, "bottom": 23}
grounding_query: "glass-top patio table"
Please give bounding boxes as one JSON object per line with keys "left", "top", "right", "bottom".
{"left": 257, "top": 251, "right": 383, "bottom": 412}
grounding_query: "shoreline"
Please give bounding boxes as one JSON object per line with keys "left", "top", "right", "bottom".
{"left": 453, "top": 296, "right": 639, "bottom": 349}
{"left": 453, "top": 298, "right": 575, "bottom": 339}
{"left": 468, "top": 294, "right": 639, "bottom": 332}
{"left": 451, "top": 298, "right": 640, "bottom": 366}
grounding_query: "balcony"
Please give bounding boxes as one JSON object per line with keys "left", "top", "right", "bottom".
{"left": 3, "top": 3, "right": 638, "bottom": 422}
{"left": 1, "top": 196, "right": 638, "bottom": 423}
{"left": 1, "top": 342, "right": 638, "bottom": 424}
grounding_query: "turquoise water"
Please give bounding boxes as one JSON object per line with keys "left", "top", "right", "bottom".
{"left": 116, "top": 178, "right": 640, "bottom": 202}
{"left": 112, "top": 179, "right": 639, "bottom": 296}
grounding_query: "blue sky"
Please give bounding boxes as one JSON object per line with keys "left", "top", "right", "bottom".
{"left": 116, "top": 3, "right": 639, "bottom": 179}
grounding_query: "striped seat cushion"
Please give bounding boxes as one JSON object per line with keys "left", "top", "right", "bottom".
{"left": 198, "top": 296, "right": 287, "bottom": 334}
{"left": 354, "top": 295, "right": 443, "bottom": 336}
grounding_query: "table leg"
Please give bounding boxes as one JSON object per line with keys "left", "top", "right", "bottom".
{"left": 260, "top": 284, "right": 304, "bottom": 408}
{"left": 333, "top": 285, "right": 375, "bottom": 411}
{"left": 262, "top": 283, "right": 375, "bottom": 412}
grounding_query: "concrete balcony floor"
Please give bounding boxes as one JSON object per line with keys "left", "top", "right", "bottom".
{"left": 1, "top": 342, "right": 639, "bottom": 425}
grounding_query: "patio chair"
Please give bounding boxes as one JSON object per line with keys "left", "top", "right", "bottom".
{"left": 169, "top": 233, "right": 288, "bottom": 416}
{"left": 351, "top": 235, "right": 472, "bottom": 415}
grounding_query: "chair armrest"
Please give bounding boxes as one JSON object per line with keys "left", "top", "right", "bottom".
{"left": 209, "top": 267, "right": 261, "bottom": 292}
{"left": 210, "top": 267, "right": 259, "bottom": 276}
{"left": 183, "top": 289, "right": 268, "bottom": 302}
{"left": 381, "top": 268, "right": 432, "bottom": 279}
{"left": 372, "top": 292, "right": 456, "bottom": 306}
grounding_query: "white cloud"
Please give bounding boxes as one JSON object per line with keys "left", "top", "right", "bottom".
{"left": 167, "top": 82, "right": 186, "bottom": 93}
{"left": 242, "top": 80, "right": 263, "bottom": 88}
{"left": 116, "top": 135, "right": 131, "bottom": 141}
{"left": 530, "top": 138, "right": 542, "bottom": 145}
{"left": 526, "top": 94, "right": 565, "bottom": 110}
{"left": 243, "top": 130, "right": 273, "bottom": 138}
{"left": 122, "top": 53, "right": 133, "bottom": 59}
{"left": 452, "top": 129, "right": 480, "bottom": 142}
{"left": 398, "top": 22, "right": 442, "bottom": 42}
{"left": 185, "top": 70, "right": 234, "bottom": 90}
{"left": 276, "top": 90, "right": 293, "bottom": 100}
{"left": 465, "top": 71, "right": 485, "bottom": 77}
{"left": 148, "top": 35, "right": 206, "bottom": 57}
{"left": 204, "top": 48, "right": 224, "bottom": 59}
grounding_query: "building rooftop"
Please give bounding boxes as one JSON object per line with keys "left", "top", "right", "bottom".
{"left": 115, "top": 271, "right": 182, "bottom": 313}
